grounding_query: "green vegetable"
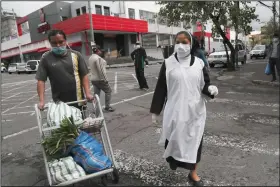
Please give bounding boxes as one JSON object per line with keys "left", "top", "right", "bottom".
{"left": 42, "top": 116, "right": 81, "bottom": 158}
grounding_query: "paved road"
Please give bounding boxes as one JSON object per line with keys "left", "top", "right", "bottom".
{"left": 1, "top": 59, "right": 279, "bottom": 186}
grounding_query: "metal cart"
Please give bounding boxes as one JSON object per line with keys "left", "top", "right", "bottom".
{"left": 34, "top": 95, "right": 119, "bottom": 186}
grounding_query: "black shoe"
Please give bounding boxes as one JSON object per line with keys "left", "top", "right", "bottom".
{"left": 271, "top": 79, "right": 277, "bottom": 82}
{"left": 188, "top": 173, "right": 204, "bottom": 186}
{"left": 169, "top": 162, "right": 177, "bottom": 170}
{"left": 104, "top": 106, "right": 115, "bottom": 112}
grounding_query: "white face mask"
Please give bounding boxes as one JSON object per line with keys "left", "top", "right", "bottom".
{"left": 175, "top": 43, "right": 191, "bottom": 58}
{"left": 136, "top": 45, "right": 141, "bottom": 49}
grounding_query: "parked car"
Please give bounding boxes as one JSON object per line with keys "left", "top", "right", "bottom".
{"left": 249, "top": 45, "right": 267, "bottom": 59}
{"left": 8, "top": 63, "right": 26, "bottom": 74}
{"left": 26, "top": 60, "right": 40, "bottom": 74}
{"left": 208, "top": 42, "right": 247, "bottom": 68}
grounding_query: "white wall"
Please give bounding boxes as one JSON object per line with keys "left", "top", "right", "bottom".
{"left": 1, "top": 33, "right": 31, "bottom": 51}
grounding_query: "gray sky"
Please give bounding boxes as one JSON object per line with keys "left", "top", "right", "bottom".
{"left": 1, "top": 1, "right": 278, "bottom": 31}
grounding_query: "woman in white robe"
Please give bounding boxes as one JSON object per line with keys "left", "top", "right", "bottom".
{"left": 150, "top": 31, "right": 218, "bottom": 186}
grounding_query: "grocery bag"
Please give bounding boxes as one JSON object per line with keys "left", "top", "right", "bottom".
{"left": 47, "top": 102, "right": 84, "bottom": 127}
{"left": 70, "top": 131, "right": 112, "bottom": 174}
{"left": 265, "top": 63, "right": 271, "bottom": 75}
{"left": 48, "top": 156, "right": 86, "bottom": 185}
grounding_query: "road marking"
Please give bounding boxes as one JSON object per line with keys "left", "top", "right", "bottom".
{"left": 132, "top": 74, "right": 139, "bottom": 84}
{"left": 2, "top": 87, "right": 51, "bottom": 114}
{"left": 1, "top": 92, "right": 22, "bottom": 102}
{"left": 2, "top": 81, "right": 36, "bottom": 94}
{"left": 2, "top": 80, "right": 35, "bottom": 87}
{"left": 1, "top": 119, "right": 13, "bottom": 122}
{"left": 114, "top": 72, "right": 118, "bottom": 94}
{"left": 2, "top": 126, "right": 38, "bottom": 140}
{"left": 2, "top": 91, "right": 155, "bottom": 140}
{"left": 30, "top": 112, "right": 35, "bottom": 116}
{"left": 2, "top": 111, "right": 34, "bottom": 116}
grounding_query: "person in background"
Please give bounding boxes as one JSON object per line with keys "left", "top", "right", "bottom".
{"left": 150, "top": 31, "right": 218, "bottom": 187}
{"left": 212, "top": 48, "right": 216, "bottom": 53}
{"left": 131, "top": 41, "right": 149, "bottom": 91}
{"left": 268, "top": 33, "right": 280, "bottom": 82}
{"left": 193, "top": 38, "right": 210, "bottom": 70}
{"left": 88, "top": 45, "right": 115, "bottom": 112}
{"left": 36, "top": 30, "right": 94, "bottom": 110}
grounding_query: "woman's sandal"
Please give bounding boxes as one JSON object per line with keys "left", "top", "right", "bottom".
{"left": 188, "top": 173, "right": 204, "bottom": 186}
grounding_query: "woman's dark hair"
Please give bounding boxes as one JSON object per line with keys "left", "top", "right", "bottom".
{"left": 48, "top": 30, "right": 67, "bottom": 41}
{"left": 175, "top": 31, "right": 200, "bottom": 55}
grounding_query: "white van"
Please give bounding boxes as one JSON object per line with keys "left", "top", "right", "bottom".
{"left": 26, "top": 60, "right": 40, "bottom": 74}
{"left": 8, "top": 63, "right": 26, "bottom": 74}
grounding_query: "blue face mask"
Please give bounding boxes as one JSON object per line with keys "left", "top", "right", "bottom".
{"left": 52, "top": 46, "right": 67, "bottom": 55}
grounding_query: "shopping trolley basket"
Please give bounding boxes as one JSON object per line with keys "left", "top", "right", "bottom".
{"left": 34, "top": 94, "right": 119, "bottom": 186}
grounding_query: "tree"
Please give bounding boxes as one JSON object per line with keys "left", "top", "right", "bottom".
{"left": 157, "top": 1, "right": 258, "bottom": 71}
{"left": 261, "top": 17, "right": 279, "bottom": 41}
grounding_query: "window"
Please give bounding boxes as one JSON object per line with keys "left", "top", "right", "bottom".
{"left": 81, "top": 6, "right": 87, "bottom": 14}
{"left": 95, "top": 5, "right": 102, "bottom": 15}
{"left": 76, "top": 8, "right": 81, "bottom": 16}
{"left": 128, "top": 8, "right": 135, "bottom": 19}
{"left": 104, "top": 6, "right": 110, "bottom": 16}
{"left": 139, "top": 10, "right": 155, "bottom": 23}
{"left": 60, "top": 16, "right": 68, "bottom": 21}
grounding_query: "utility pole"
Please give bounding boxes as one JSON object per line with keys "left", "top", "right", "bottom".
{"left": 279, "top": 1, "right": 280, "bottom": 43}
{"left": 88, "top": 1, "right": 95, "bottom": 53}
{"left": 234, "top": 1, "right": 239, "bottom": 68}
{"left": 272, "top": 1, "right": 276, "bottom": 32}
{"left": 12, "top": 9, "right": 24, "bottom": 63}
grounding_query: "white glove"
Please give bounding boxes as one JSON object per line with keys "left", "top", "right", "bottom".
{"left": 152, "top": 114, "right": 159, "bottom": 124}
{"left": 208, "top": 85, "right": 218, "bottom": 96}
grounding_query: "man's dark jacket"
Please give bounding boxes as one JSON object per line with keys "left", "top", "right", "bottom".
{"left": 131, "top": 47, "right": 148, "bottom": 69}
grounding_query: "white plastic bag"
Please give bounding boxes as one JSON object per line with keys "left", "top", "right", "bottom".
{"left": 47, "top": 102, "right": 84, "bottom": 127}
{"left": 48, "top": 156, "right": 86, "bottom": 185}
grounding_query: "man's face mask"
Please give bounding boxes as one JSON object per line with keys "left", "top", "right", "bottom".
{"left": 52, "top": 46, "right": 67, "bottom": 55}
{"left": 136, "top": 45, "right": 141, "bottom": 49}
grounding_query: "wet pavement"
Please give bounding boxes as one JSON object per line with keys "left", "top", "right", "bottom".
{"left": 1, "top": 58, "right": 279, "bottom": 186}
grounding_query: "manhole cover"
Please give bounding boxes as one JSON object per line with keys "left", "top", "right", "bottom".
{"left": 217, "top": 75, "right": 234, "bottom": 81}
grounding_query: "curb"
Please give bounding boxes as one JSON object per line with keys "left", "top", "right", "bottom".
{"left": 106, "top": 61, "right": 161, "bottom": 69}
{"left": 252, "top": 80, "right": 280, "bottom": 87}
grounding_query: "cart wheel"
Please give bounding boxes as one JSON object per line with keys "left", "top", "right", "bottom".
{"left": 112, "top": 168, "right": 119, "bottom": 184}
{"left": 101, "top": 175, "right": 108, "bottom": 186}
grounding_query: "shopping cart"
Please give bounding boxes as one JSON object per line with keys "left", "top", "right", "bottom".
{"left": 34, "top": 94, "right": 119, "bottom": 186}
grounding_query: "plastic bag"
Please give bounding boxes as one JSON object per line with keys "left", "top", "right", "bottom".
{"left": 265, "top": 63, "right": 271, "bottom": 75}
{"left": 47, "top": 102, "right": 84, "bottom": 127}
{"left": 70, "top": 131, "right": 112, "bottom": 174}
{"left": 48, "top": 156, "right": 86, "bottom": 185}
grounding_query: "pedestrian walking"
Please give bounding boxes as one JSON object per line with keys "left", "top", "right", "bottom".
{"left": 36, "top": 30, "right": 94, "bottom": 110}
{"left": 193, "top": 38, "right": 210, "bottom": 70}
{"left": 131, "top": 41, "right": 149, "bottom": 90}
{"left": 88, "top": 45, "right": 115, "bottom": 112}
{"left": 150, "top": 31, "right": 218, "bottom": 187}
{"left": 268, "top": 33, "right": 280, "bottom": 82}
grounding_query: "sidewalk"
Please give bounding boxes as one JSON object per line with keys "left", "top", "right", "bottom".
{"left": 220, "top": 61, "right": 280, "bottom": 87}
{"left": 106, "top": 60, "right": 162, "bottom": 69}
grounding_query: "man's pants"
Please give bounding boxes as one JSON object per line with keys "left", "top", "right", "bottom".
{"left": 269, "top": 57, "right": 280, "bottom": 80}
{"left": 135, "top": 67, "right": 149, "bottom": 89}
{"left": 91, "top": 80, "right": 112, "bottom": 108}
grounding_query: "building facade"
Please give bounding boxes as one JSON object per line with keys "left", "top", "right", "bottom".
{"left": 1, "top": 10, "right": 21, "bottom": 43}
{"left": 1, "top": 1, "right": 242, "bottom": 64}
